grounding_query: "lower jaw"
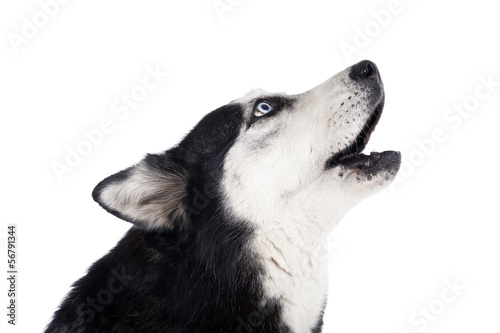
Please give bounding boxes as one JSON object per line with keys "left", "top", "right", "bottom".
{"left": 331, "top": 150, "right": 401, "bottom": 173}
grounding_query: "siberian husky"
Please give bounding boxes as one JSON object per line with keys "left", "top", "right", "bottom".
{"left": 46, "top": 60, "right": 401, "bottom": 333}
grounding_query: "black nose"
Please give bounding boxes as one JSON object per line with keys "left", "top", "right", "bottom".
{"left": 349, "top": 60, "right": 380, "bottom": 81}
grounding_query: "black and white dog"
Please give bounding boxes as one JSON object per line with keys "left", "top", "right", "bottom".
{"left": 46, "top": 60, "right": 401, "bottom": 333}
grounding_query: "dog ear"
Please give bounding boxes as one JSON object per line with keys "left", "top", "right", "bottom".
{"left": 92, "top": 153, "right": 189, "bottom": 230}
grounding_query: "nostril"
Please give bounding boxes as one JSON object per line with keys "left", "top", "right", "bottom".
{"left": 363, "top": 62, "right": 375, "bottom": 77}
{"left": 349, "top": 60, "right": 380, "bottom": 81}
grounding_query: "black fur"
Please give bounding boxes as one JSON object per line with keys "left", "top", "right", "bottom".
{"left": 46, "top": 103, "right": 325, "bottom": 332}
{"left": 311, "top": 300, "right": 327, "bottom": 333}
{"left": 45, "top": 205, "right": 290, "bottom": 332}
{"left": 46, "top": 102, "right": 327, "bottom": 332}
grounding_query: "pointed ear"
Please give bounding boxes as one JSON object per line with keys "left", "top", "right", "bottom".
{"left": 92, "top": 153, "right": 189, "bottom": 230}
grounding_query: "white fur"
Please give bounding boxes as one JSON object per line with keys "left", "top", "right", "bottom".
{"left": 221, "top": 67, "right": 392, "bottom": 332}
{"left": 99, "top": 161, "right": 188, "bottom": 229}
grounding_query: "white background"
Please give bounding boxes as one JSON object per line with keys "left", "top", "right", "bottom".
{"left": 1, "top": 0, "right": 499, "bottom": 332}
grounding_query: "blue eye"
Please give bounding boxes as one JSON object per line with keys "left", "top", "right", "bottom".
{"left": 255, "top": 102, "right": 273, "bottom": 117}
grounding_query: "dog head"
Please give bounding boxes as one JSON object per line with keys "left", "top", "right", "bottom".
{"left": 92, "top": 60, "right": 401, "bottom": 231}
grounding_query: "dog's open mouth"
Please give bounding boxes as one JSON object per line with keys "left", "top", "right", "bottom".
{"left": 326, "top": 99, "right": 400, "bottom": 172}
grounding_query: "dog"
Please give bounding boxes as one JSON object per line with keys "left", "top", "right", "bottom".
{"left": 45, "top": 60, "right": 401, "bottom": 333}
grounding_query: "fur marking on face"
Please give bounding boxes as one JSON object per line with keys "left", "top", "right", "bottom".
{"left": 46, "top": 60, "right": 400, "bottom": 333}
